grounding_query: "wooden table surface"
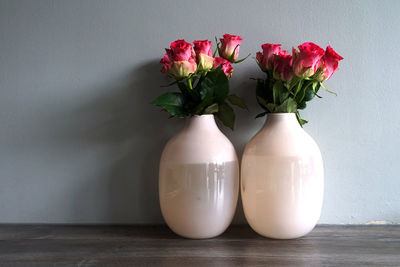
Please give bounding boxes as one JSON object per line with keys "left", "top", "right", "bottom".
{"left": 0, "top": 225, "right": 399, "bottom": 266}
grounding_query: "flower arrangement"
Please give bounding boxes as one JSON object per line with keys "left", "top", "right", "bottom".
{"left": 152, "top": 34, "right": 248, "bottom": 129}
{"left": 254, "top": 42, "right": 343, "bottom": 125}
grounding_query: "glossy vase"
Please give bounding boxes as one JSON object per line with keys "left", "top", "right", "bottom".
{"left": 159, "top": 115, "right": 239, "bottom": 239}
{"left": 241, "top": 113, "right": 323, "bottom": 239}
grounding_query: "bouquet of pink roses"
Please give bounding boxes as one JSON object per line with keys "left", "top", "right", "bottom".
{"left": 152, "top": 34, "right": 248, "bottom": 129}
{"left": 254, "top": 42, "right": 343, "bottom": 125}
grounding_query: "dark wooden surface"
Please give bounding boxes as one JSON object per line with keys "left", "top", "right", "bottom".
{"left": 0, "top": 225, "right": 399, "bottom": 266}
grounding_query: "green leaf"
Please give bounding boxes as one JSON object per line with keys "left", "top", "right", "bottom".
{"left": 213, "top": 69, "right": 229, "bottom": 102}
{"left": 193, "top": 67, "right": 229, "bottom": 115}
{"left": 152, "top": 92, "right": 183, "bottom": 107}
{"left": 294, "top": 84, "right": 306, "bottom": 104}
{"left": 272, "top": 80, "right": 289, "bottom": 105}
{"left": 298, "top": 101, "right": 307, "bottom": 110}
{"left": 161, "top": 105, "right": 186, "bottom": 117}
{"left": 300, "top": 118, "right": 308, "bottom": 125}
{"left": 293, "top": 79, "right": 303, "bottom": 97}
{"left": 256, "top": 96, "right": 269, "bottom": 110}
{"left": 257, "top": 96, "right": 277, "bottom": 113}
{"left": 295, "top": 81, "right": 318, "bottom": 111}
{"left": 203, "top": 103, "right": 219, "bottom": 114}
{"left": 288, "top": 76, "right": 301, "bottom": 92}
{"left": 320, "top": 82, "right": 337, "bottom": 96}
{"left": 295, "top": 80, "right": 314, "bottom": 104}
{"left": 304, "top": 82, "right": 317, "bottom": 102}
{"left": 177, "top": 82, "right": 186, "bottom": 91}
{"left": 256, "top": 79, "right": 271, "bottom": 110}
{"left": 194, "top": 86, "right": 213, "bottom": 114}
{"left": 275, "top": 98, "right": 297, "bottom": 113}
{"left": 227, "top": 94, "right": 247, "bottom": 109}
{"left": 178, "top": 81, "right": 200, "bottom": 103}
{"left": 255, "top": 79, "right": 266, "bottom": 98}
{"left": 266, "top": 103, "right": 277, "bottom": 113}
{"left": 216, "top": 102, "right": 235, "bottom": 130}
{"left": 201, "top": 68, "right": 229, "bottom": 103}
{"left": 152, "top": 92, "right": 186, "bottom": 117}
{"left": 285, "top": 98, "right": 297, "bottom": 113}
{"left": 255, "top": 111, "right": 268, "bottom": 118}
{"left": 296, "top": 111, "right": 308, "bottom": 127}
{"left": 233, "top": 53, "right": 251, "bottom": 63}
{"left": 309, "top": 82, "right": 322, "bottom": 98}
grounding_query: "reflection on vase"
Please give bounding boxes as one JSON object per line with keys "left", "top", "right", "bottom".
{"left": 159, "top": 115, "right": 239, "bottom": 239}
{"left": 160, "top": 161, "right": 238, "bottom": 239}
{"left": 241, "top": 113, "right": 323, "bottom": 239}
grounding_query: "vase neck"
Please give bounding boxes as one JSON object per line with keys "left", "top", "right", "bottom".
{"left": 184, "top": 115, "right": 219, "bottom": 132}
{"left": 263, "top": 113, "right": 301, "bottom": 130}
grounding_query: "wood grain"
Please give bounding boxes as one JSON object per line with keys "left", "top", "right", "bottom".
{"left": 0, "top": 225, "right": 399, "bottom": 266}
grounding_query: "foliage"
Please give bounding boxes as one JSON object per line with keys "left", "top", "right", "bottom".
{"left": 153, "top": 66, "right": 246, "bottom": 129}
{"left": 254, "top": 42, "right": 343, "bottom": 126}
{"left": 255, "top": 74, "right": 328, "bottom": 126}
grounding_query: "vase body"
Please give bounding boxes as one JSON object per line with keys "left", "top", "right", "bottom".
{"left": 241, "top": 113, "right": 323, "bottom": 239}
{"left": 159, "top": 115, "right": 239, "bottom": 239}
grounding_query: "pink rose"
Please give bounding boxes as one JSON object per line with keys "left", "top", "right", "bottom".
{"left": 193, "top": 40, "right": 212, "bottom": 56}
{"left": 213, "top": 57, "right": 234, "bottom": 79}
{"left": 219, "top": 34, "right": 243, "bottom": 62}
{"left": 292, "top": 42, "right": 325, "bottom": 78}
{"left": 193, "top": 40, "right": 214, "bottom": 71}
{"left": 256, "top": 43, "right": 283, "bottom": 71}
{"left": 160, "top": 39, "right": 197, "bottom": 79}
{"left": 167, "top": 39, "right": 196, "bottom": 61}
{"left": 314, "top": 46, "right": 344, "bottom": 82}
{"left": 273, "top": 53, "right": 293, "bottom": 82}
{"left": 160, "top": 53, "right": 171, "bottom": 74}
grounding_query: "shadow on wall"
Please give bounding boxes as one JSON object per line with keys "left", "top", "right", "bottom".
{"left": 92, "top": 60, "right": 183, "bottom": 223}
{"left": 42, "top": 60, "right": 182, "bottom": 223}
{"left": 93, "top": 60, "right": 183, "bottom": 223}
{"left": 42, "top": 60, "right": 262, "bottom": 224}
{"left": 86, "top": 63, "right": 261, "bottom": 224}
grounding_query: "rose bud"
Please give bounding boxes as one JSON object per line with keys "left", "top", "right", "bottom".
{"left": 219, "top": 34, "right": 243, "bottom": 62}
{"left": 160, "top": 39, "right": 197, "bottom": 79}
{"left": 256, "top": 43, "right": 283, "bottom": 72}
{"left": 193, "top": 40, "right": 214, "bottom": 71}
{"left": 314, "top": 45, "right": 344, "bottom": 82}
{"left": 213, "top": 57, "right": 234, "bottom": 79}
{"left": 273, "top": 53, "right": 293, "bottom": 82}
{"left": 292, "top": 42, "right": 325, "bottom": 78}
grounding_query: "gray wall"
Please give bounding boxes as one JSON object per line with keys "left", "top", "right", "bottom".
{"left": 0, "top": 0, "right": 399, "bottom": 224}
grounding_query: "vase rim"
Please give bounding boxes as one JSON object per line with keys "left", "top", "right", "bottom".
{"left": 185, "top": 114, "right": 216, "bottom": 126}
{"left": 267, "top": 113, "right": 296, "bottom": 116}
{"left": 264, "top": 112, "right": 300, "bottom": 127}
{"left": 191, "top": 114, "right": 214, "bottom": 117}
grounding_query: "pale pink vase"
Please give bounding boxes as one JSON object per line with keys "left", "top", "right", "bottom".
{"left": 241, "top": 113, "right": 324, "bottom": 239}
{"left": 159, "top": 115, "right": 239, "bottom": 239}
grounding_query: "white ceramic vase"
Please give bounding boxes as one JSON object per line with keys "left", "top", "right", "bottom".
{"left": 159, "top": 115, "right": 239, "bottom": 239}
{"left": 241, "top": 113, "right": 324, "bottom": 239}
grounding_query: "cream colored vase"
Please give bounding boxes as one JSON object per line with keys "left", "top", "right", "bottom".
{"left": 159, "top": 115, "right": 239, "bottom": 239}
{"left": 241, "top": 113, "right": 324, "bottom": 239}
